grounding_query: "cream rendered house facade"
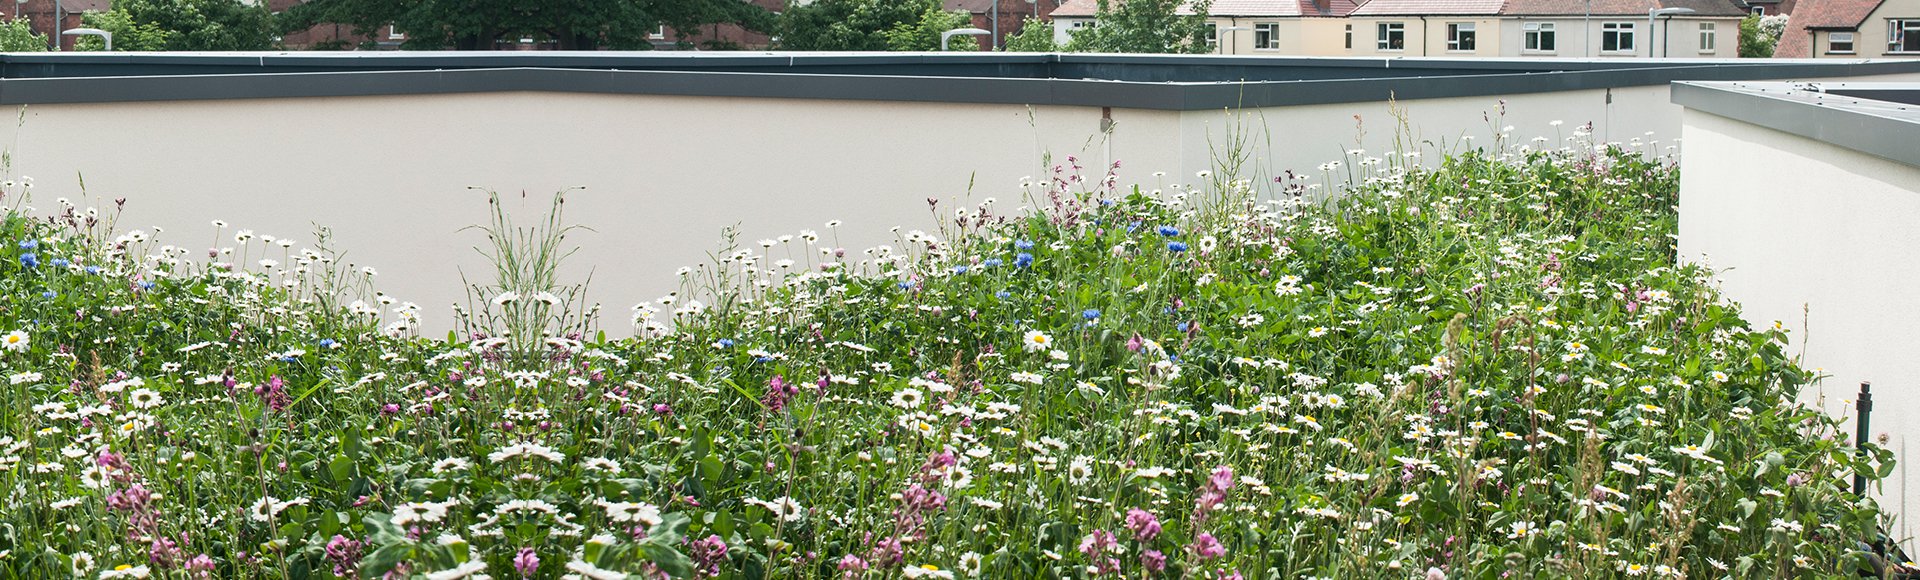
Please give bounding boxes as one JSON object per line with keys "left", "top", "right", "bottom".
{"left": 1053, "top": 0, "right": 1741, "bottom": 57}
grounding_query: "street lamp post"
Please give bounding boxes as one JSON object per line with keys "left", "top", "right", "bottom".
{"left": 1647, "top": 7, "right": 1695, "bottom": 57}
{"left": 62, "top": 27, "right": 110, "bottom": 51}
{"left": 941, "top": 27, "right": 991, "bottom": 51}
{"left": 1217, "top": 26, "right": 1249, "bottom": 55}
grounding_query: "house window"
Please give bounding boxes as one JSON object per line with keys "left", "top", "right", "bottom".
{"left": 1253, "top": 23, "right": 1280, "bottom": 49}
{"left": 1751, "top": 6, "right": 1765, "bottom": 15}
{"left": 649, "top": 25, "right": 666, "bottom": 40}
{"left": 1602, "top": 22, "right": 1635, "bottom": 52}
{"left": 1377, "top": 22, "right": 1405, "bottom": 50}
{"left": 1829, "top": 31, "right": 1855, "bottom": 53}
{"left": 1446, "top": 22, "right": 1476, "bottom": 50}
{"left": 388, "top": 25, "right": 404, "bottom": 40}
{"left": 1698, "top": 22, "right": 1716, "bottom": 52}
{"left": 1891, "top": 19, "right": 1920, "bottom": 52}
{"left": 1344, "top": 24, "right": 1353, "bottom": 49}
{"left": 1206, "top": 23, "right": 1219, "bottom": 48}
{"left": 1524, "top": 22, "right": 1556, "bottom": 51}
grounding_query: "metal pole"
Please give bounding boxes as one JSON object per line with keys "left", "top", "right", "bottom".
{"left": 1584, "top": 0, "right": 1590, "bottom": 57}
{"left": 1856, "top": 381, "right": 1873, "bottom": 497}
{"left": 992, "top": 0, "right": 999, "bottom": 50}
{"left": 52, "top": 0, "right": 61, "bottom": 51}
{"left": 1647, "top": 11, "right": 1655, "bottom": 57}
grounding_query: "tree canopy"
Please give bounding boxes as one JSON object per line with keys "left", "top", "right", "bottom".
{"left": 0, "top": 18, "right": 49, "bottom": 52}
{"left": 277, "top": 0, "right": 773, "bottom": 50}
{"left": 76, "top": 0, "right": 274, "bottom": 51}
{"left": 777, "top": 0, "right": 931, "bottom": 51}
{"left": 1063, "top": 0, "right": 1213, "bottom": 54}
{"left": 1001, "top": 16, "right": 1059, "bottom": 52}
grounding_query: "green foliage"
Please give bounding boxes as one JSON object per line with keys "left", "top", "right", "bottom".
{"left": 1001, "top": 16, "right": 1058, "bottom": 52}
{"left": 75, "top": 0, "right": 273, "bottom": 51}
{"left": 278, "top": 0, "right": 773, "bottom": 50}
{"left": 1739, "top": 14, "right": 1782, "bottom": 58}
{"left": 776, "top": 0, "right": 939, "bottom": 51}
{"left": 882, "top": 5, "right": 979, "bottom": 51}
{"left": 0, "top": 18, "right": 48, "bottom": 52}
{"left": 1064, "top": 0, "right": 1214, "bottom": 54}
{"left": 74, "top": 10, "right": 174, "bottom": 52}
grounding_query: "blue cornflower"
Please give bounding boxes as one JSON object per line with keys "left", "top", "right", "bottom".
{"left": 1177, "top": 322, "right": 1190, "bottom": 332}
{"left": 995, "top": 291, "right": 1011, "bottom": 299}
{"left": 41, "top": 290, "right": 55, "bottom": 299}
{"left": 18, "top": 253, "right": 37, "bottom": 268}
{"left": 953, "top": 265, "right": 969, "bottom": 274}
{"left": 18, "top": 239, "right": 35, "bottom": 250}
{"left": 898, "top": 280, "right": 917, "bottom": 290}
{"left": 1015, "top": 239, "right": 1034, "bottom": 250}
{"left": 716, "top": 338, "right": 736, "bottom": 348}
{"left": 982, "top": 258, "right": 1003, "bottom": 268}
{"left": 1082, "top": 309, "right": 1101, "bottom": 320}
{"left": 1099, "top": 199, "right": 1115, "bottom": 206}
{"left": 85, "top": 266, "right": 101, "bottom": 274}
{"left": 138, "top": 281, "right": 155, "bottom": 290}
{"left": 1157, "top": 225, "right": 1180, "bottom": 237}
{"left": 318, "top": 338, "right": 337, "bottom": 349}
{"left": 1127, "top": 222, "right": 1141, "bottom": 233}
{"left": 1014, "top": 253, "right": 1034, "bottom": 268}
{"left": 1167, "top": 242, "right": 1188, "bottom": 252}
{"left": 49, "top": 258, "right": 68, "bottom": 268}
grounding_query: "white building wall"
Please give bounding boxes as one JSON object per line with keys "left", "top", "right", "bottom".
{"left": 1677, "top": 108, "right": 1920, "bottom": 545}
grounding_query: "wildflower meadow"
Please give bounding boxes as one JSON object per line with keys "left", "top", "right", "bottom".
{"left": 0, "top": 130, "right": 1896, "bottom": 579}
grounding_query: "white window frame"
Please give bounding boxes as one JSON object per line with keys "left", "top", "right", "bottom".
{"left": 1446, "top": 22, "right": 1476, "bottom": 51}
{"left": 1344, "top": 23, "right": 1353, "bottom": 49}
{"left": 1524, "top": 22, "right": 1556, "bottom": 52}
{"left": 1601, "top": 21, "right": 1636, "bottom": 53}
{"left": 1891, "top": 19, "right": 1920, "bottom": 53}
{"left": 1253, "top": 23, "right": 1281, "bottom": 50}
{"left": 1698, "top": 22, "right": 1716, "bottom": 52}
{"left": 649, "top": 25, "right": 666, "bottom": 40}
{"left": 1206, "top": 23, "right": 1219, "bottom": 48}
{"left": 1377, "top": 22, "right": 1405, "bottom": 51}
{"left": 1829, "top": 31, "right": 1856, "bottom": 54}
{"left": 388, "top": 25, "right": 405, "bottom": 40}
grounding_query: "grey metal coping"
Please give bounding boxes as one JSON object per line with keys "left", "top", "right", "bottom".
{"left": 2, "top": 52, "right": 1920, "bottom": 109}
{"left": 1672, "top": 81, "right": 1920, "bottom": 169}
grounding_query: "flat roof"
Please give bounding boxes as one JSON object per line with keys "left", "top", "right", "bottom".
{"left": 3, "top": 52, "right": 1919, "bottom": 110}
{"left": 1673, "top": 81, "right": 1920, "bottom": 168}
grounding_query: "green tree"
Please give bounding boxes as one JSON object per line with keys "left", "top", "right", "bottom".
{"left": 0, "top": 18, "right": 49, "bottom": 51}
{"left": 1001, "top": 16, "right": 1058, "bottom": 52}
{"left": 777, "top": 0, "right": 934, "bottom": 51}
{"left": 75, "top": 0, "right": 273, "bottom": 51}
{"left": 1063, "top": 0, "right": 1213, "bottom": 54}
{"left": 278, "top": 0, "right": 772, "bottom": 50}
{"left": 882, "top": 4, "right": 978, "bottom": 51}
{"left": 74, "top": 10, "right": 175, "bottom": 51}
{"left": 1738, "top": 15, "right": 1773, "bottom": 57}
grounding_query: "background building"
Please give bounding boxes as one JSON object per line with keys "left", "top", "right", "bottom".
{"left": 1775, "top": 0, "right": 1920, "bottom": 57}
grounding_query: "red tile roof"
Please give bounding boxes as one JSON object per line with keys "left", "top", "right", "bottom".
{"left": 1785, "top": 0, "right": 1881, "bottom": 27}
{"left": 1503, "top": 0, "right": 1748, "bottom": 15}
{"left": 1051, "top": 0, "right": 1350, "bottom": 17}
{"left": 1774, "top": 0, "right": 1881, "bottom": 57}
{"left": 1211, "top": 0, "right": 1361, "bottom": 16}
{"left": 1051, "top": 0, "right": 1203, "bottom": 16}
{"left": 1349, "top": 0, "right": 1507, "bottom": 16}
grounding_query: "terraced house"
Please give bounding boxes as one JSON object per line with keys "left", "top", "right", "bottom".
{"left": 1054, "top": 0, "right": 1744, "bottom": 57}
